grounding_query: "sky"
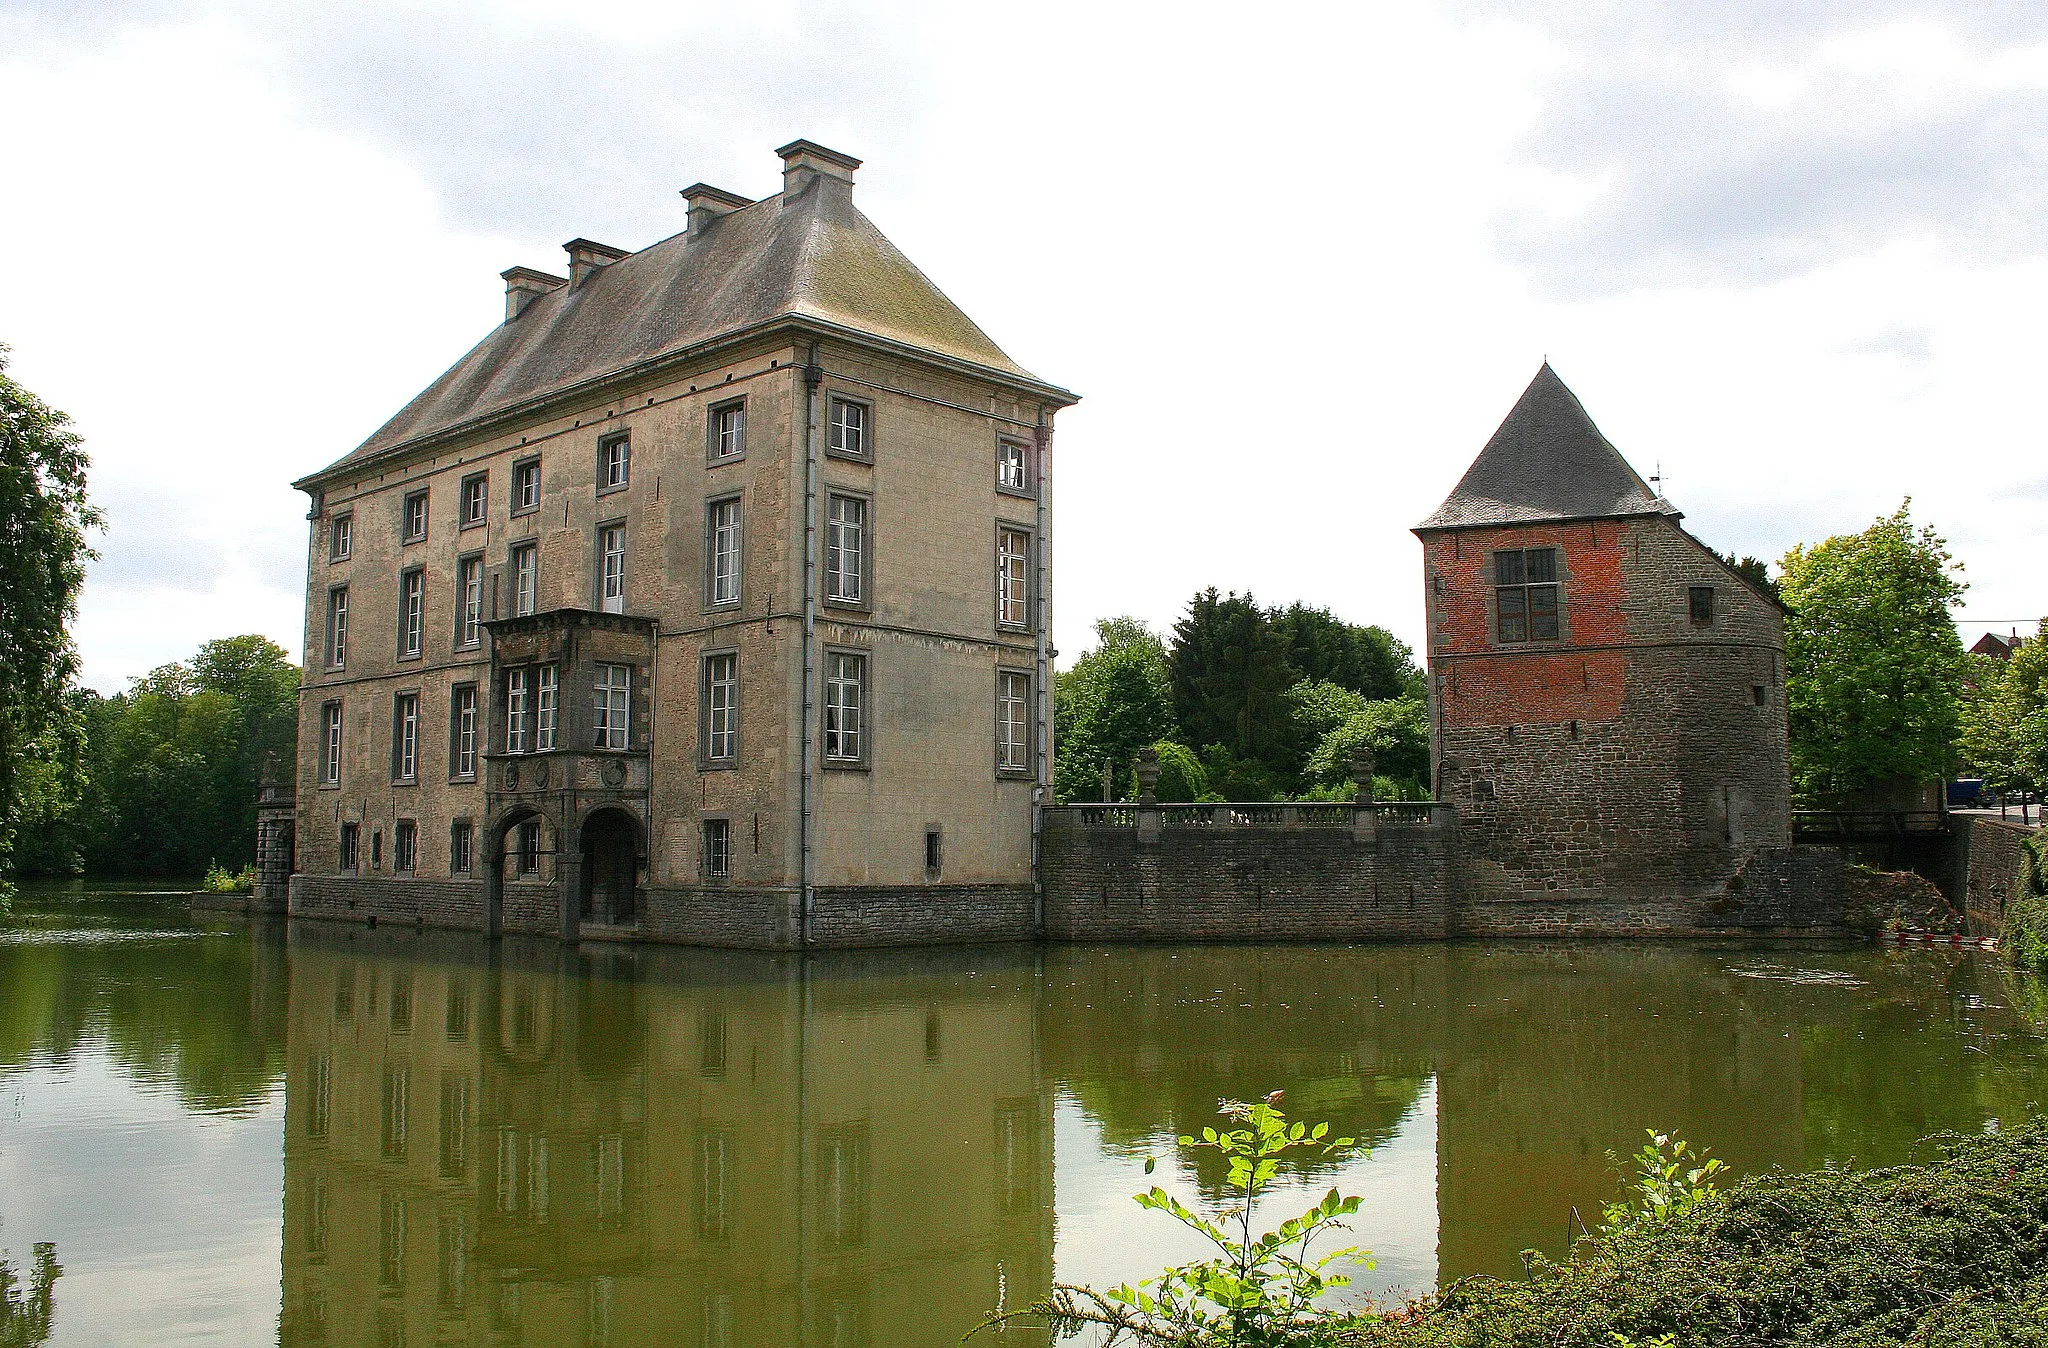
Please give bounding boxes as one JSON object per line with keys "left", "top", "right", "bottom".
{"left": 3, "top": 0, "right": 2045, "bottom": 692}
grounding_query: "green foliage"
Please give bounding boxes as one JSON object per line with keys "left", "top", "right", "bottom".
{"left": 979, "top": 1093, "right": 1370, "bottom": 1346}
{"left": 1779, "top": 503, "right": 1967, "bottom": 803}
{"left": 1599, "top": 1130, "right": 1726, "bottom": 1230}
{"left": 1170, "top": 591, "right": 1305, "bottom": 797}
{"left": 0, "top": 347, "right": 101, "bottom": 906}
{"left": 1716, "top": 552, "right": 1780, "bottom": 603}
{"left": 12, "top": 636, "right": 299, "bottom": 877}
{"left": 200, "top": 862, "right": 255, "bottom": 895}
{"left": 1271, "top": 605, "right": 1420, "bottom": 702}
{"left": 1056, "top": 618, "right": 1177, "bottom": 802}
{"left": 1346, "top": 1119, "right": 2048, "bottom": 1348}
{"left": 0, "top": 1241, "right": 59, "bottom": 1348}
{"left": 1962, "top": 622, "right": 2048, "bottom": 800}
{"left": 1135, "top": 741, "right": 1209, "bottom": 803}
{"left": 1292, "top": 687, "right": 1431, "bottom": 797}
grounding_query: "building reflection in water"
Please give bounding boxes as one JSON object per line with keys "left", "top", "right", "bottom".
{"left": 279, "top": 928, "right": 1052, "bottom": 1347}
{"left": 275, "top": 928, "right": 2048, "bottom": 1346}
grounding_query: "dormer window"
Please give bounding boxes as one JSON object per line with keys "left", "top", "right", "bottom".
{"left": 1495, "top": 548, "right": 1559, "bottom": 643}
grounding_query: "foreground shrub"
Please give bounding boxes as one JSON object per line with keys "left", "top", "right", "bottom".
{"left": 1346, "top": 1119, "right": 2048, "bottom": 1348}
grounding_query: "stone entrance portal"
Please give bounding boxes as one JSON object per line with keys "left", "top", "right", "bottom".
{"left": 580, "top": 808, "right": 641, "bottom": 928}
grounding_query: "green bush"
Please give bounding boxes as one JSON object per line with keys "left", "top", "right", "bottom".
{"left": 1345, "top": 1119, "right": 2048, "bottom": 1347}
{"left": 2007, "top": 897, "right": 2048, "bottom": 973}
{"left": 200, "top": 861, "right": 254, "bottom": 895}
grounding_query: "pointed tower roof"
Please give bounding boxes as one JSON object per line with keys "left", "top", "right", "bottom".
{"left": 300, "top": 143, "right": 1074, "bottom": 485}
{"left": 1415, "top": 364, "right": 1678, "bottom": 531}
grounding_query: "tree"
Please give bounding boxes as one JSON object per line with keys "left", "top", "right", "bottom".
{"left": 0, "top": 346, "right": 101, "bottom": 905}
{"left": 1270, "top": 604, "right": 1421, "bottom": 701}
{"left": 1961, "top": 624, "right": 2048, "bottom": 802}
{"left": 1290, "top": 683, "right": 1432, "bottom": 797}
{"left": 1168, "top": 590, "right": 1302, "bottom": 797}
{"left": 1054, "top": 618, "right": 1176, "bottom": 802}
{"left": 1718, "top": 552, "right": 1781, "bottom": 603}
{"left": 1779, "top": 503, "right": 1966, "bottom": 803}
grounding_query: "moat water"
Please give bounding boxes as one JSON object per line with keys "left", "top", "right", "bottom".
{"left": 3, "top": 883, "right": 2048, "bottom": 1346}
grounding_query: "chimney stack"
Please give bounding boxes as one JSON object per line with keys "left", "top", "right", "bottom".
{"left": 500, "top": 266, "right": 567, "bottom": 322}
{"left": 563, "top": 238, "right": 630, "bottom": 288}
{"left": 680, "top": 183, "right": 755, "bottom": 237}
{"left": 775, "top": 139, "right": 861, "bottom": 207}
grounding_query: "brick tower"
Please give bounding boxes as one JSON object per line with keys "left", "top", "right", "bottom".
{"left": 1415, "top": 365, "right": 1797, "bottom": 933}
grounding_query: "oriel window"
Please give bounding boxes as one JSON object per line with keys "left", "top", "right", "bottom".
{"left": 593, "top": 663, "right": 631, "bottom": 751}
{"left": 1494, "top": 548, "right": 1560, "bottom": 643}
{"left": 826, "top": 494, "right": 865, "bottom": 604}
{"left": 598, "top": 523, "right": 627, "bottom": 613}
{"left": 505, "top": 667, "right": 531, "bottom": 754}
{"left": 536, "top": 664, "right": 558, "bottom": 751}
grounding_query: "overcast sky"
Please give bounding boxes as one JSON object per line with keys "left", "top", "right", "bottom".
{"left": 5, "top": 0, "right": 2045, "bottom": 692}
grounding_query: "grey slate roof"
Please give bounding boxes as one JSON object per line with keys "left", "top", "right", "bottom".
{"left": 1416, "top": 363, "right": 1678, "bottom": 531}
{"left": 308, "top": 172, "right": 1064, "bottom": 481}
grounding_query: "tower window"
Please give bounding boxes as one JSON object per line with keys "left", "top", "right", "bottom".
{"left": 1494, "top": 548, "right": 1560, "bottom": 643}
{"left": 1689, "top": 586, "right": 1716, "bottom": 626}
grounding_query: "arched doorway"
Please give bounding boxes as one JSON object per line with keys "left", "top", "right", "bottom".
{"left": 483, "top": 807, "right": 549, "bottom": 940}
{"left": 580, "top": 808, "right": 642, "bottom": 927}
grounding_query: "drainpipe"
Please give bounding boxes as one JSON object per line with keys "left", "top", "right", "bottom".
{"left": 799, "top": 346, "right": 823, "bottom": 947}
{"left": 1032, "top": 410, "right": 1053, "bottom": 937}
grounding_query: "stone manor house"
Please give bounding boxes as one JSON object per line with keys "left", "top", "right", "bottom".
{"left": 279, "top": 140, "right": 1822, "bottom": 946}
{"left": 287, "top": 140, "right": 1076, "bottom": 947}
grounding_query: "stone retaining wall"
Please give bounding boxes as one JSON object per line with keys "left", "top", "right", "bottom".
{"left": 1958, "top": 816, "right": 2039, "bottom": 935}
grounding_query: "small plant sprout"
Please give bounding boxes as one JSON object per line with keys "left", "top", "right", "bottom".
{"left": 1602, "top": 1129, "right": 1727, "bottom": 1230}
{"left": 973, "top": 1091, "right": 1372, "bottom": 1346}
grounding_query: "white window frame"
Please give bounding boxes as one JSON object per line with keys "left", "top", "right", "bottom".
{"left": 460, "top": 473, "right": 487, "bottom": 528}
{"left": 997, "top": 670, "right": 1030, "bottom": 772}
{"left": 536, "top": 664, "right": 558, "bottom": 751}
{"left": 452, "top": 685, "right": 478, "bottom": 779}
{"left": 327, "top": 587, "right": 349, "bottom": 669}
{"left": 330, "top": 513, "right": 352, "bottom": 562}
{"left": 710, "top": 400, "right": 746, "bottom": 462}
{"left": 826, "top": 396, "right": 870, "bottom": 460}
{"left": 457, "top": 556, "right": 483, "bottom": 649}
{"left": 703, "top": 652, "right": 738, "bottom": 765}
{"left": 997, "top": 528, "right": 1031, "bottom": 630}
{"left": 823, "top": 650, "right": 866, "bottom": 765}
{"left": 400, "top": 569, "right": 425, "bottom": 660}
{"left": 599, "top": 433, "right": 630, "bottom": 492}
{"left": 511, "top": 458, "right": 541, "bottom": 514}
{"left": 512, "top": 542, "right": 538, "bottom": 617}
{"left": 596, "top": 523, "right": 627, "bottom": 614}
{"left": 997, "top": 439, "right": 1032, "bottom": 495}
{"left": 826, "top": 494, "right": 866, "bottom": 606}
{"left": 321, "top": 702, "right": 343, "bottom": 786}
{"left": 593, "top": 663, "right": 631, "bottom": 751}
{"left": 402, "top": 490, "right": 429, "bottom": 544}
{"left": 707, "top": 498, "right": 741, "bottom": 607}
{"left": 394, "top": 692, "right": 420, "bottom": 782}
{"left": 505, "top": 667, "right": 531, "bottom": 755}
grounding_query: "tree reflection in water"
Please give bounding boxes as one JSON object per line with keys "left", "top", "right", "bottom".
{"left": 0, "top": 1242, "right": 59, "bottom": 1348}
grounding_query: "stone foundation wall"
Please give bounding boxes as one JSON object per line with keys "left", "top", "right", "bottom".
{"left": 1444, "top": 846, "right": 1846, "bottom": 938}
{"left": 1959, "top": 816, "right": 2039, "bottom": 935}
{"left": 290, "top": 874, "right": 558, "bottom": 935}
{"left": 1041, "top": 813, "right": 1453, "bottom": 942}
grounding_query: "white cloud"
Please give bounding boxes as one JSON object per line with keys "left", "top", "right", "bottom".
{"left": 1, "top": 0, "right": 2042, "bottom": 690}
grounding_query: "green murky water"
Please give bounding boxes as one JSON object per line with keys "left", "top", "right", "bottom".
{"left": 3, "top": 881, "right": 2047, "bottom": 1345}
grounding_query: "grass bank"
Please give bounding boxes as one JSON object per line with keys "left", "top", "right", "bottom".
{"left": 1346, "top": 1121, "right": 2048, "bottom": 1348}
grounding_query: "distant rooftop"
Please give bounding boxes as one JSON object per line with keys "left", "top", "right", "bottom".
{"left": 302, "top": 139, "right": 1071, "bottom": 486}
{"left": 1417, "top": 363, "right": 1678, "bottom": 531}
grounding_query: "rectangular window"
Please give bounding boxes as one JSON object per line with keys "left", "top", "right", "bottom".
{"left": 340, "top": 822, "right": 360, "bottom": 872}
{"left": 827, "top": 397, "right": 869, "bottom": 459}
{"left": 997, "top": 528, "right": 1031, "bottom": 629}
{"left": 456, "top": 556, "right": 484, "bottom": 648}
{"left": 826, "top": 494, "right": 866, "bottom": 605}
{"left": 451, "top": 685, "right": 478, "bottom": 779}
{"left": 395, "top": 819, "right": 417, "bottom": 873}
{"left": 326, "top": 587, "right": 349, "bottom": 668}
{"left": 1690, "top": 585, "right": 1716, "bottom": 626}
{"left": 329, "top": 513, "right": 352, "bottom": 561}
{"left": 393, "top": 692, "right": 420, "bottom": 781}
{"left": 460, "top": 472, "right": 487, "bottom": 528}
{"left": 451, "top": 819, "right": 473, "bottom": 874}
{"left": 997, "top": 670, "right": 1030, "bottom": 771}
{"left": 710, "top": 400, "right": 746, "bottom": 461}
{"left": 402, "top": 490, "right": 429, "bottom": 544}
{"left": 593, "top": 664, "right": 631, "bottom": 751}
{"left": 511, "top": 542, "right": 538, "bottom": 617}
{"left": 512, "top": 458, "right": 541, "bottom": 514}
{"left": 702, "top": 818, "right": 731, "bottom": 878}
{"left": 320, "top": 702, "right": 343, "bottom": 786}
{"left": 598, "top": 523, "right": 627, "bottom": 614}
{"left": 505, "top": 667, "right": 531, "bottom": 754}
{"left": 599, "top": 434, "right": 630, "bottom": 491}
{"left": 1494, "top": 548, "right": 1560, "bottom": 644}
{"left": 515, "top": 820, "right": 541, "bottom": 875}
{"left": 536, "top": 664, "right": 558, "bottom": 751}
{"left": 702, "top": 652, "right": 738, "bottom": 765}
{"left": 997, "top": 439, "right": 1032, "bottom": 494}
{"left": 706, "top": 499, "right": 741, "bottom": 606}
{"left": 924, "top": 828, "right": 943, "bottom": 877}
{"left": 399, "top": 568, "right": 425, "bottom": 659}
{"left": 824, "top": 651, "right": 866, "bottom": 764}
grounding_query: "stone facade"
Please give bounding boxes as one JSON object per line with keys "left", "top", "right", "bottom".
{"left": 288, "top": 140, "right": 1075, "bottom": 949}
